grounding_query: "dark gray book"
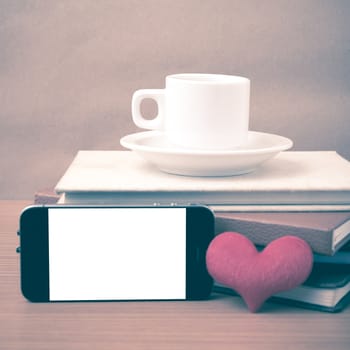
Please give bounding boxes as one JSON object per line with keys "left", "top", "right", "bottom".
{"left": 214, "top": 264, "right": 350, "bottom": 312}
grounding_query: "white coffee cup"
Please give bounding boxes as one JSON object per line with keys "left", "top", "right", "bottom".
{"left": 132, "top": 73, "right": 250, "bottom": 150}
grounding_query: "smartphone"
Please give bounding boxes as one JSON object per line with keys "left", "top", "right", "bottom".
{"left": 18, "top": 205, "right": 214, "bottom": 302}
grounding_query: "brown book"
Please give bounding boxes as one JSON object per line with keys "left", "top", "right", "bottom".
{"left": 34, "top": 188, "right": 60, "bottom": 204}
{"left": 215, "top": 211, "right": 350, "bottom": 256}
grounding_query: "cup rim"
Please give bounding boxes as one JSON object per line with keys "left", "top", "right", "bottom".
{"left": 167, "top": 73, "right": 250, "bottom": 84}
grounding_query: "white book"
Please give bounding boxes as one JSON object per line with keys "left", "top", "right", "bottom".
{"left": 55, "top": 151, "right": 350, "bottom": 207}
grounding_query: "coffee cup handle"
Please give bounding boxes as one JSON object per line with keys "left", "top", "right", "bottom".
{"left": 132, "top": 89, "right": 165, "bottom": 130}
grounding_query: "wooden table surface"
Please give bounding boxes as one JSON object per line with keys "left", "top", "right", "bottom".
{"left": 1, "top": 200, "right": 350, "bottom": 350}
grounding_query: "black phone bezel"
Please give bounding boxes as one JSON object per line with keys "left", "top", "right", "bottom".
{"left": 185, "top": 205, "right": 214, "bottom": 300}
{"left": 19, "top": 205, "right": 214, "bottom": 302}
{"left": 20, "top": 206, "right": 50, "bottom": 302}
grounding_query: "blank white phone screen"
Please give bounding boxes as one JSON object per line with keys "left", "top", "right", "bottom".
{"left": 48, "top": 208, "right": 186, "bottom": 301}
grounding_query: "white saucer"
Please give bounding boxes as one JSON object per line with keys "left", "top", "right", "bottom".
{"left": 120, "top": 131, "right": 293, "bottom": 176}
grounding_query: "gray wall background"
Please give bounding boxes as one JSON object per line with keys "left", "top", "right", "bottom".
{"left": 1, "top": 0, "right": 349, "bottom": 199}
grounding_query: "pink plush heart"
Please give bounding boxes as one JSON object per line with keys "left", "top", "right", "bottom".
{"left": 206, "top": 232, "right": 313, "bottom": 312}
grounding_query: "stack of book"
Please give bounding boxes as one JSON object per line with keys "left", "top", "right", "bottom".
{"left": 53, "top": 150, "right": 350, "bottom": 312}
{"left": 214, "top": 212, "right": 350, "bottom": 312}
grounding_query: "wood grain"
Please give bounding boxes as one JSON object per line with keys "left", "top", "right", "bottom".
{"left": 1, "top": 200, "right": 350, "bottom": 349}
